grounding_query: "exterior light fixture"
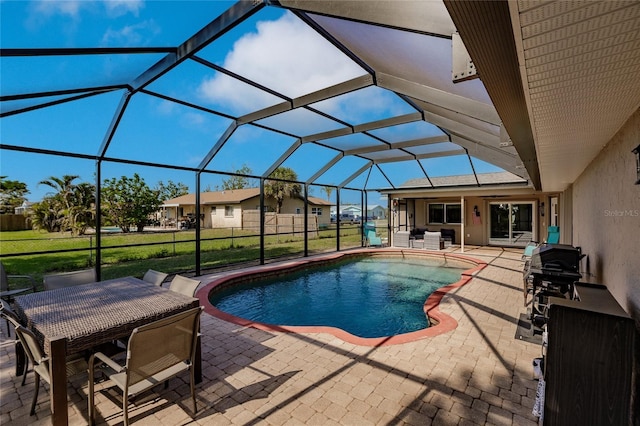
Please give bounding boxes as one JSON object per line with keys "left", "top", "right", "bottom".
{"left": 633, "top": 144, "right": 640, "bottom": 185}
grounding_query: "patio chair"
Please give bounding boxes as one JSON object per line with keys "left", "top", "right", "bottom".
{"left": 521, "top": 242, "right": 537, "bottom": 306}
{"left": 43, "top": 268, "right": 96, "bottom": 291}
{"left": 1, "top": 261, "right": 37, "bottom": 301}
{"left": 13, "top": 323, "right": 87, "bottom": 415}
{"left": 1, "top": 263, "right": 36, "bottom": 336}
{"left": 546, "top": 226, "right": 560, "bottom": 244}
{"left": 0, "top": 299, "right": 29, "bottom": 385}
{"left": 393, "top": 230, "right": 411, "bottom": 248}
{"left": 364, "top": 222, "right": 382, "bottom": 247}
{"left": 142, "top": 269, "right": 169, "bottom": 287}
{"left": 422, "top": 231, "right": 444, "bottom": 250}
{"left": 88, "top": 306, "right": 204, "bottom": 425}
{"left": 169, "top": 275, "right": 201, "bottom": 298}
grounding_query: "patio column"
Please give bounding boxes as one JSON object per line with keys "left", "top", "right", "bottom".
{"left": 195, "top": 173, "right": 201, "bottom": 276}
{"left": 461, "top": 195, "right": 465, "bottom": 253}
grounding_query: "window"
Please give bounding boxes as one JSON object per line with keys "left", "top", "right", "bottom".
{"left": 445, "top": 204, "right": 461, "bottom": 224}
{"left": 428, "top": 204, "right": 444, "bottom": 224}
{"left": 312, "top": 207, "right": 323, "bottom": 215}
{"left": 428, "top": 203, "right": 461, "bottom": 224}
{"left": 224, "top": 206, "right": 233, "bottom": 217}
{"left": 211, "top": 206, "right": 216, "bottom": 215}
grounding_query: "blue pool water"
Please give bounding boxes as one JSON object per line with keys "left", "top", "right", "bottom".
{"left": 209, "top": 257, "right": 465, "bottom": 338}
{"left": 100, "top": 226, "right": 122, "bottom": 233}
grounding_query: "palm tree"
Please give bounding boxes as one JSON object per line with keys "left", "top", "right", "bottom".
{"left": 36, "top": 175, "right": 95, "bottom": 235}
{"left": 38, "top": 175, "right": 79, "bottom": 209}
{"left": 264, "top": 167, "right": 301, "bottom": 213}
{"left": 28, "top": 198, "right": 63, "bottom": 232}
{"left": 68, "top": 182, "right": 96, "bottom": 235}
{"left": 322, "top": 186, "right": 333, "bottom": 201}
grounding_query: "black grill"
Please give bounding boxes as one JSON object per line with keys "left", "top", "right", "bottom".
{"left": 530, "top": 243, "right": 582, "bottom": 274}
{"left": 526, "top": 244, "right": 584, "bottom": 327}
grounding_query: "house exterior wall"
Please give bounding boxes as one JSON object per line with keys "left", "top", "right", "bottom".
{"left": 367, "top": 206, "right": 386, "bottom": 219}
{"left": 280, "top": 198, "right": 331, "bottom": 226}
{"left": 572, "top": 108, "right": 640, "bottom": 320}
{"left": 389, "top": 189, "right": 559, "bottom": 247}
{"left": 202, "top": 196, "right": 330, "bottom": 228}
{"left": 407, "top": 194, "right": 548, "bottom": 246}
{"left": 341, "top": 206, "right": 361, "bottom": 215}
{"left": 209, "top": 203, "right": 243, "bottom": 228}
{"left": 571, "top": 108, "right": 640, "bottom": 417}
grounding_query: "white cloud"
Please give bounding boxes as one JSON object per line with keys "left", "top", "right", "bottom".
{"left": 182, "top": 112, "right": 205, "bottom": 127}
{"left": 26, "top": 0, "right": 85, "bottom": 31}
{"left": 104, "top": 0, "right": 143, "bottom": 18}
{"left": 27, "top": 1, "right": 145, "bottom": 35}
{"left": 30, "top": 0, "right": 142, "bottom": 18}
{"left": 156, "top": 99, "right": 176, "bottom": 116}
{"left": 198, "top": 12, "right": 365, "bottom": 115}
{"left": 32, "top": 0, "right": 84, "bottom": 19}
{"left": 101, "top": 19, "right": 159, "bottom": 46}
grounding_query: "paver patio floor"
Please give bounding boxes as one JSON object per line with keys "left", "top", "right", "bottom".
{"left": 1, "top": 246, "right": 541, "bottom": 425}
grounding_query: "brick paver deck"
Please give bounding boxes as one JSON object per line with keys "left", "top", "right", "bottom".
{"left": 1, "top": 246, "right": 541, "bottom": 425}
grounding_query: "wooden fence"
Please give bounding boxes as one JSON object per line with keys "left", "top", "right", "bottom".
{"left": 243, "top": 210, "right": 318, "bottom": 238}
{"left": 0, "top": 214, "right": 30, "bottom": 231}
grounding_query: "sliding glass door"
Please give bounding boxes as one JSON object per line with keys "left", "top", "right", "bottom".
{"left": 489, "top": 202, "right": 535, "bottom": 247}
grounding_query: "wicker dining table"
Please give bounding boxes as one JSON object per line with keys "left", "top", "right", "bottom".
{"left": 13, "top": 276, "right": 201, "bottom": 426}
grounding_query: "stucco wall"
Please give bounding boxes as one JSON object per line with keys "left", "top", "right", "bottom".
{"left": 572, "top": 108, "right": 640, "bottom": 316}
{"left": 410, "top": 195, "right": 549, "bottom": 246}
{"left": 210, "top": 204, "right": 243, "bottom": 228}
{"left": 280, "top": 198, "right": 330, "bottom": 225}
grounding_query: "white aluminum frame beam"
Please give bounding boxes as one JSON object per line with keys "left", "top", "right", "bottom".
{"left": 130, "top": 1, "right": 266, "bottom": 92}
{"left": 236, "top": 74, "right": 373, "bottom": 125}
{"left": 377, "top": 72, "right": 500, "bottom": 125}
{"left": 306, "top": 153, "right": 344, "bottom": 185}
{"left": 368, "top": 149, "right": 466, "bottom": 164}
{"left": 262, "top": 139, "right": 303, "bottom": 178}
{"left": 339, "top": 161, "right": 373, "bottom": 188}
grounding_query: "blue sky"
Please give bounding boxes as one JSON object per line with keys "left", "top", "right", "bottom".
{"left": 1, "top": 0, "right": 503, "bottom": 203}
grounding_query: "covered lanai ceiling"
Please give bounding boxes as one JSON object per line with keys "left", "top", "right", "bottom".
{"left": 4, "top": 1, "right": 636, "bottom": 194}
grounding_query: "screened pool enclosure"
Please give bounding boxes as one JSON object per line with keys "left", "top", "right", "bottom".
{"left": 1, "top": 1, "right": 532, "bottom": 280}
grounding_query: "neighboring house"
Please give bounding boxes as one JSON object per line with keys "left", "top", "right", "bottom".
{"left": 161, "top": 188, "right": 332, "bottom": 229}
{"left": 330, "top": 205, "right": 362, "bottom": 217}
{"left": 14, "top": 201, "right": 33, "bottom": 215}
{"left": 367, "top": 205, "right": 387, "bottom": 220}
{"left": 329, "top": 205, "right": 386, "bottom": 220}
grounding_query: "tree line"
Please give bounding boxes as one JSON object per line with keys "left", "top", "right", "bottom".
{"left": 17, "top": 174, "right": 189, "bottom": 235}
{"left": 1, "top": 166, "right": 334, "bottom": 235}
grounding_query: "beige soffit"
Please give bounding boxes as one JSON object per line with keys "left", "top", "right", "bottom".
{"left": 509, "top": 0, "right": 640, "bottom": 192}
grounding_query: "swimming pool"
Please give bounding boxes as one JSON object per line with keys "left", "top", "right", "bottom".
{"left": 100, "top": 227, "right": 122, "bottom": 233}
{"left": 200, "top": 249, "right": 486, "bottom": 346}
{"left": 210, "top": 257, "right": 464, "bottom": 338}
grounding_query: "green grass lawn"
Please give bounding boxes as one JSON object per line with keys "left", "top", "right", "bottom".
{"left": 0, "top": 225, "right": 369, "bottom": 290}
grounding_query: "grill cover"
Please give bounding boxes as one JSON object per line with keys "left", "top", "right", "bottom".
{"left": 530, "top": 244, "right": 581, "bottom": 272}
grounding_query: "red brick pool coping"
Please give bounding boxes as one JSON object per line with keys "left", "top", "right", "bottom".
{"left": 197, "top": 248, "right": 487, "bottom": 347}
